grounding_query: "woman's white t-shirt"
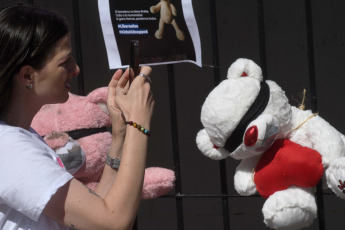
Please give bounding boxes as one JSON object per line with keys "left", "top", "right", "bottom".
{"left": 0, "top": 123, "right": 73, "bottom": 230}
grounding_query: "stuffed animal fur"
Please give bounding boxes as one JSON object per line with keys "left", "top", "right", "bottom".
{"left": 196, "top": 58, "right": 345, "bottom": 229}
{"left": 32, "top": 87, "right": 175, "bottom": 199}
{"left": 150, "top": 0, "right": 185, "bottom": 41}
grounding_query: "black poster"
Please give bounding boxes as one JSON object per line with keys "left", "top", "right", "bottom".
{"left": 98, "top": 0, "right": 201, "bottom": 69}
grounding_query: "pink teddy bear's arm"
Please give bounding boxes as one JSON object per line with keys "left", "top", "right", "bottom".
{"left": 141, "top": 167, "right": 175, "bottom": 199}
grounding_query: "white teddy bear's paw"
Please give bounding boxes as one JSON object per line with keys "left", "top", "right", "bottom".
{"left": 196, "top": 129, "right": 229, "bottom": 160}
{"left": 262, "top": 186, "right": 317, "bottom": 230}
{"left": 325, "top": 157, "right": 345, "bottom": 199}
{"left": 234, "top": 157, "right": 260, "bottom": 196}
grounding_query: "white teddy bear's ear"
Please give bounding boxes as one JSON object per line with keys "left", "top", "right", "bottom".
{"left": 227, "top": 58, "right": 263, "bottom": 81}
{"left": 196, "top": 129, "right": 230, "bottom": 160}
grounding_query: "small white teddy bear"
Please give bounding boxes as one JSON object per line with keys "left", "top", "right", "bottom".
{"left": 196, "top": 58, "right": 345, "bottom": 229}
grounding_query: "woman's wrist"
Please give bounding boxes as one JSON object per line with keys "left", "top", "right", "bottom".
{"left": 111, "top": 131, "right": 125, "bottom": 142}
{"left": 111, "top": 122, "right": 126, "bottom": 139}
{"left": 109, "top": 136, "right": 124, "bottom": 158}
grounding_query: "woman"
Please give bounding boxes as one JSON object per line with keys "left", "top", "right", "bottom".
{"left": 0, "top": 4, "right": 154, "bottom": 230}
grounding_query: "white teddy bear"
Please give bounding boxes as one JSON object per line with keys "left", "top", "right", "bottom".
{"left": 196, "top": 58, "right": 345, "bottom": 229}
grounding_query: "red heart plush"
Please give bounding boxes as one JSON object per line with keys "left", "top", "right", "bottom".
{"left": 254, "top": 139, "right": 324, "bottom": 198}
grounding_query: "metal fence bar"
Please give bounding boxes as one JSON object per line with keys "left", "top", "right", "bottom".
{"left": 208, "top": 0, "right": 221, "bottom": 85}
{"left": 219, "top": 160, "right": 230, "bottom": 230}
{"left": 304, "top": 0, "right": 325, "bottom": 229}
{"left": 161, "top": 189, "right": 335, "bottom": 199}
{"left": 257, "top": 0, "right": 267, "bottom": 79}
{"left": 167, "top": 64, "right": 185, "bottom": 230}
{"left": 72, "top": 0, "right": 85, "bottom": 96}
{"left": 304, "top": 0, "right": 318, "bottom": 113}
{"left": 208, "top": 0, "right": 230, "bottom": 229}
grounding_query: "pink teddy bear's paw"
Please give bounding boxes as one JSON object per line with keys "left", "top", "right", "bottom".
{"left": 44, "top": 132, "right": 86, "bottom": 175}
{"left": 44, "top": 132, "right": 69, "bottom": 150}
{"left": 141, "top": 167, "right": 175, "bottom": 199}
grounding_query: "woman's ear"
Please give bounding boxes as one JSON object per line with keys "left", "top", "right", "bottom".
{"left": 18, "top": 65, "right": 34, "bottom": 87}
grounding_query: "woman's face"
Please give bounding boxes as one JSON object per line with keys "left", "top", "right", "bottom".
{"left": 33, "top": 33, "right": 80, "bottom": 104}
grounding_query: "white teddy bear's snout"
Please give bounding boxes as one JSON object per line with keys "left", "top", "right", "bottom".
{"left": 196, "top": 129, "right": 230, "bottom": 160}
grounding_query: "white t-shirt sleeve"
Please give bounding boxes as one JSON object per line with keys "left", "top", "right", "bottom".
{"left": 0, "top": 128, "right": 73, "bottom": 221}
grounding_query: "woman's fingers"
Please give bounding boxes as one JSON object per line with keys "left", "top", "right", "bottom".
{"left": 132, "top": 66, "right": 152, "bottom": 86}
{"left": 117, "top": 68, "right": 130, "bottom": 88}
{"left": 138, "top": 66, "right": 152, "bottom": 78}
{"left": 124, "top": 79, "right": 130, "bottom": 92}
{"left": 111, "top": 68, "right": 130, "bottom": 97}
{"left": 114, "top": 66, "right": 154, "bottom": 121}
{"left": 108, "top": 69, "right": 123, "bottom": 89}
{"left": 108, "top": 69, "right": 123, "bottom": 101}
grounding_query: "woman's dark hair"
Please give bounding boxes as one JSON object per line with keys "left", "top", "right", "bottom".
{"left": 0, "top": 4, "right": 69, "bottom": 111}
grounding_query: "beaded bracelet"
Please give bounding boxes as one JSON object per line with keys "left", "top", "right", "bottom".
{"left": 126, "top": 121, "right": 151, "bottom": 137}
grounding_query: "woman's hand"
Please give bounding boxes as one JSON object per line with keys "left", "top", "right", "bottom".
{"left": 114, "top": 66, "right": 154, "bottom": 129}
{"left": 107, "top": 68, "right": 130, "bottom": 138}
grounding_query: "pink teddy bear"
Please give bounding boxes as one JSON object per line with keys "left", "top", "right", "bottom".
{"left": 32, "top": 87, "right": 175, "bottom": 199}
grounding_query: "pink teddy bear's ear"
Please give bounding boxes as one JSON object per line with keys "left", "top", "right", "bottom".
{"left": 87, "top": 87, "right": 108, "bottom": 104}
{"left": 86, "top": 87, "right": 109, "bottom": 116}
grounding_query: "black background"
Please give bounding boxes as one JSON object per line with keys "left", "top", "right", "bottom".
{"left": 109, "top": 0, "right": 195, "bottom": 66}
